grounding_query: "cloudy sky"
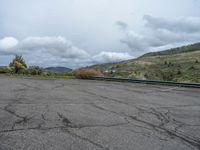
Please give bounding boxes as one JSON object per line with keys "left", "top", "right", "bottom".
{"left": 0, "top": 0, "right": 200, "bottom": 68}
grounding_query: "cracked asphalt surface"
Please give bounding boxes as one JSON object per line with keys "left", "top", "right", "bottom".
{"left": 0, "top": 76, "right": 200, "bottom": 150}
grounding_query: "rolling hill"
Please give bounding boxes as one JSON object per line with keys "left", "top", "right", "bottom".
{"left": 89, "top": 43, "right": 200, "bottom": 83}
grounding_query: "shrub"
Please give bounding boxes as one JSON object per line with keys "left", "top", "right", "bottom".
{"left": 144, "top": 73, "right": 149, "bottom": 78}
{"left": 177, "top": 70, "right": 182, "bottom": 75}
{"left": 29, "top": 66, "right": 43, "bottom": 75}
{"left": 19, "top": 68, "right": 29, "bottom": 75}
{"left": 0, "top": 66, "right": 11, "bottom": 74}
{"left": 63, "top": 72, "right": 73, "bottom": 77}
{"left": 9, "top": 55, "right": 27, "bottom": 73}
{"left": 116, "top": 65, "right": 120, "bottom": 68}
{"left": 74, "top": 68, "right": 103, "bottom": 79}
{"left": 43, "top": 71, "right": 55, "bottom": 76}
{"left": 161, "top": 71, "right": 174, "bottom": 81}
{"left": 167, "top": 62, "right": 174, "bottom": 67}
{"left": 189, "top": 66, "right": 195, "bottom": 70}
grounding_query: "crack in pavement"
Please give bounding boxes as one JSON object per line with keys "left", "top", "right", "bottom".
{"left": 2, "top": 103, "right": 198, "bottom": 149}
{"left": 80, "top": 89, "right": 130, "bottom": 105}
{"left": 2, "top": 106, "right": 24, "bottom": 119}
{"left": 0, "top": 122, "right": 129, "bottom": 134}
{"left": 20, "top": 83, "right": 41, "bottom": 90}
{"left": 52, "top": 83, "right": 66, "bottom": 90}
{"left": 11, "top": 117, "right": 31, "bottom": 130}
{"left": 128, "top": 115, "right": 200, "bottom": 149}
{"left": 0, "top": 108, "right": 127, "bottom": 150}
{"left": 0, "top": 119, "right": 125, "bottom": 150}
{"left": 0, "top": 126, "right": 63, "bottom": 133}
{"left": 56, "top": 112, "right": 129, "bottom": 129}
{"left": 63, "top": 129, "right": 110, "bottom": 150}
{"left": 127, "top": 128, "right": 169, "bottom": 141}
{"left": 138, "top": 106, "right": 200, "bottom": 129}
{"left": 89, "top": 103, "right": 200, "bottom": 150}
{"left": 1, "top": 78, "right": 200, "bottom": 150}
{"left": 135, "top": 106, "right": 171, "bottom": 128}
{"left": 0, "top": 110, "right": 128, "bottom": 134}
{"left": 57, "top": 112, "right": 72, "bottom": 127}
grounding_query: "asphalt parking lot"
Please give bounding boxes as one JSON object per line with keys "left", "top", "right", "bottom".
{"left": 0, "top": 76, "right": 200, "bottom": 150}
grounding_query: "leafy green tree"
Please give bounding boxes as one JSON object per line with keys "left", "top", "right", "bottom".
{"left": 9, "top": 55, "right": 27, "bottom": 73}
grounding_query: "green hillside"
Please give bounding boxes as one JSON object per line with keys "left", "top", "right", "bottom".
{"left": 90, "top": 43, "right": 200, "bottom": 83}
{"left": 141, "top": 43, "right": 200, "bottom": 57}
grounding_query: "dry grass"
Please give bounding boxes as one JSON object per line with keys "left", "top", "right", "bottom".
{"left": 74, "top": 68, "right": 103, "bottom": 79}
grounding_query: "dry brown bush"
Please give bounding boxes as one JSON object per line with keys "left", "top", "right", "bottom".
{"left": 74, "top": 68, "right": 103, "bottom": 79}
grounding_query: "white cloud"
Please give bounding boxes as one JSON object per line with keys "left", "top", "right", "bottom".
{"left": 0, "top": 36, "right": 90, "bottom": 57}
{"left": 0, "top": 37, "right": 18, "bottom": 50}
{"left": 144, "top": 15, "right": 200, "bottom": 33}
{"left": 92, "top": 51, "right": 133, "bottom": 64}
{"left": 118, "top": 15, "right": 200, "bottom": 53}
{"left": 19, "top": 36, "right": 90, "bottom": 59}
{"left": 0, "top": 36, "right": 133, "bottom": 68}
{"left": 1, "top": 0, "right": 200, "bottom": 66}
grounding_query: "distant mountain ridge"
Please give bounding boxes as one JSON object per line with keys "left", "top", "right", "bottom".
{"left": 45, "top": 67, "right": 72, "bottom": 72}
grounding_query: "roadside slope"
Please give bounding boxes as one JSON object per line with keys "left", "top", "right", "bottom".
{"left": 90, "top": 43, "right": 200, "bottom": 83}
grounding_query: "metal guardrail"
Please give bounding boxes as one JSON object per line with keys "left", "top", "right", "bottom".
{"left": 89, "top": 77, "right": 200, "bottom": 88}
